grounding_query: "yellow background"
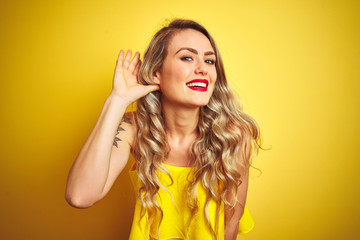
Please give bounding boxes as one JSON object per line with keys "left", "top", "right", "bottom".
{"left": 1, "top": 0, "right": 359, "bottom": 239}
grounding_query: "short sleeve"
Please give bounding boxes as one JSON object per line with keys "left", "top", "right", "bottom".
{"left": 238, "top": 205, "right": 255, "bottom": 235}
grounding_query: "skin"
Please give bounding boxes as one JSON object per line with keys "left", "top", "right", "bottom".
{"left": 65, "top": 29, "right": 247, "bottom": 240}
{"left": 153, "top": 28, "right": 217, "bottom": 167}
{"left": 155, "top": 29, "right": 217, "bottom": 110}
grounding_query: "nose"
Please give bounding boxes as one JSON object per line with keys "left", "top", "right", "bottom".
{"left": 194, "top": 61, "right": 208, "bottom": 75}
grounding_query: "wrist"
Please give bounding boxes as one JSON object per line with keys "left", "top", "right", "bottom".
{"left": 107, "top": 91, "right": 132, "bottom": 108}
{"left": 104, "top": 93, "right": 130, "bottom": 116}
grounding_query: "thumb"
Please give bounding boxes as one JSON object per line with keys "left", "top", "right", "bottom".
{"left": 143, "top": 84, "right": 160, "bottom": 95}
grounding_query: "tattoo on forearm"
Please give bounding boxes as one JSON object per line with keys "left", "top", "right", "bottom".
{"left": 113, "top": 116, "right": 132, "bottom": 148}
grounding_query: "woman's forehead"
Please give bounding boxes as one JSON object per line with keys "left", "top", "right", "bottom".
{"left": 167, "top": 29, "right": 214, "bottom": 54}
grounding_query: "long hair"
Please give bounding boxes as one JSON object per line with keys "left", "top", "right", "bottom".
{"left": 133, "top": 19, "right": 261, "bottom": 238}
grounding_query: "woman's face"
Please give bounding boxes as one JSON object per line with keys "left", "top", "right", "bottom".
{"left": 154, "top": 28, "right": 217, "bottom": 108}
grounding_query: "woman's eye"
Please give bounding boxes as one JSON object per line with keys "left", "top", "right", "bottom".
{"left": 181, "top": 56, "right": 193, "bottom": 62}
{"left": 205, "top": 59, "right": 216, "bottom": 65}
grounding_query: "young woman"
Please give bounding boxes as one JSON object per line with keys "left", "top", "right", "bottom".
{"left": 66, "top": 19, "right": 261, "bottom": 240}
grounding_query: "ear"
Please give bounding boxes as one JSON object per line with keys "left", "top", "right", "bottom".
{"left": 153, "top": 70, "right": 161, "bottom": 84}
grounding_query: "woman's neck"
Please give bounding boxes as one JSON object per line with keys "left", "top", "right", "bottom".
{"left": 162, "top": 101, "right": 199, "bottom": 142}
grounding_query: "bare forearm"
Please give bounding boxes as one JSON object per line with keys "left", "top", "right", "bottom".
{"left": 66, "top": 50, "right": 159, "bottom": 208}
{"left": 65, "top": 94, "right": 127, "bottom": 208}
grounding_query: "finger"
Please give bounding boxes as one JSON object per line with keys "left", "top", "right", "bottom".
{"left": 114, "top": 50, "right": 125, "bottom": 77}
{"left": 133, "top": 58, "right": 141, "bottom": 78}
{"left": 115, "top": 50, "right": 124, "bottom": 70}
{"left": 143, "top": 84, "right": 160, "bottom": 95}
{"left": 129, "top": 51, "right": 140, "bottom": 72}
{"left": 123, "top": 50, "right": 132, "bottom": 68}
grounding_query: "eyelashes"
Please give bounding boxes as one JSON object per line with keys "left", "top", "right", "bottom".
{"left": 181, "top": 56, "right": 216, "bottom": 65}
{"left": 205, "top": 59, "right": 216, "bottom": 65}
{"left": 181, "top": 56, "right": 193, "bottom": 62}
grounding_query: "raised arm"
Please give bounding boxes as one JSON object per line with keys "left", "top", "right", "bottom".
{"left": 65, "top": 50, "right": 159, "bottom": 208}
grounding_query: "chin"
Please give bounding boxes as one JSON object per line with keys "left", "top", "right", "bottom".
{"left": 189, "top": 99, "right": 211, "bottom": 108}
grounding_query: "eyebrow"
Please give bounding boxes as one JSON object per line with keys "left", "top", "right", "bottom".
{"left": 175, "top": 47, "right": 215, "bottom": 56}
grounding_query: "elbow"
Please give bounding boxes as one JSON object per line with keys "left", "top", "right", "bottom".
{"left": 65, "top": 191, "right": 97, "bottom": 209}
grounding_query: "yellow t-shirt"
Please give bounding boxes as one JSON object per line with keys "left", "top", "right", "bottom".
{"left": 129, "top": 163, "right": 254, "bottom": 240}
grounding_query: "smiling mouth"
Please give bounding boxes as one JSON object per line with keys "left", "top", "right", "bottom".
{"left": 186, "top": 79, "right": 209, "bottom": 92}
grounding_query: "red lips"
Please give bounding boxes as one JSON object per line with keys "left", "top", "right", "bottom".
{"left": 186, "top": 79, "right": 209, "bottom": 92}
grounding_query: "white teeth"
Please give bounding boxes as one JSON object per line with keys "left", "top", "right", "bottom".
{"left": 186, "top": 82, "right": 207, "bottom": 88}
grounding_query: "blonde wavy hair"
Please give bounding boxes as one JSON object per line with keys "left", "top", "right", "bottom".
{"left": 133, "top": 19, "right": 261, "bottom": 239}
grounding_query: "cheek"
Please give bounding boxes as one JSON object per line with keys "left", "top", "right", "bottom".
{"left": 166, "top": 64, "right": 190, "bottom": 82}
{"left": 160, "top": 66, "right": 183, "bottom": 90}
{"left": 211, "top": 69, "right": 217, "bottom": 83}
{"left": 174, "top": 62, "right": 192, "bottom": 77}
